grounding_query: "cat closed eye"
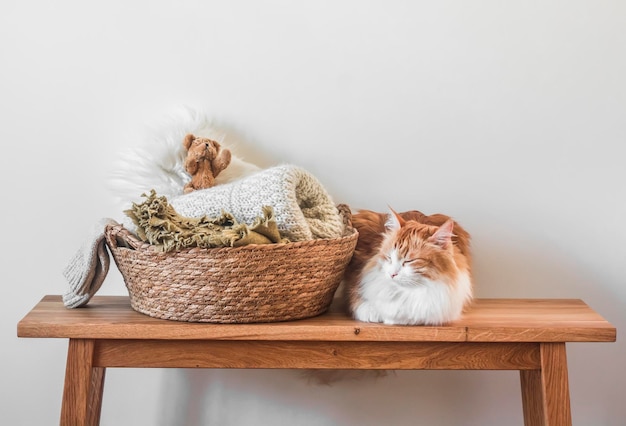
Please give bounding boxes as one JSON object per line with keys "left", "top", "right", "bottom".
{"left": 403, "top": 258, "right": 428, "bottom": 266}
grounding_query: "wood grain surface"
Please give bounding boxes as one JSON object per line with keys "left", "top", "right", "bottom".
{"left": 18, "top": 295, "right": 614, "bottom": 426}
{"left": 93, "top": 340, "right": 541, "bottom": 370}
{"left": 18, "top": 295, "right": 616, "bottom": 343}
{"left": 60, "top": 339, "right": 105, "bottom": 426}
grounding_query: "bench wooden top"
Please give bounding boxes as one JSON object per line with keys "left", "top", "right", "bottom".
{"left": 17, "top": 295, "right": 615, "bottom": 343}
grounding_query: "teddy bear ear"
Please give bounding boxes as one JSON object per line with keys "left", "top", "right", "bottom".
{"left": 183, "top": 134, "right": 195, "bottom": 150}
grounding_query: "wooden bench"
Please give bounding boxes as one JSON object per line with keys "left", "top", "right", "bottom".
{"left": 17, "top": 295, "right": 615, "bottom": 426}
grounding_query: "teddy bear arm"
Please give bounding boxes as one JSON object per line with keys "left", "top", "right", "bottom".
{"left": 211, "top": 148, "right": 232, "bottom": 177}
{"left": 185, "top": 156, "right": 199, "bottom": 175}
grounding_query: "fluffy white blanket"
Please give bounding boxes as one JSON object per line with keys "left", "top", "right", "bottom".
{"left": 108, "top": 106, "right": 261, "bottom": 207}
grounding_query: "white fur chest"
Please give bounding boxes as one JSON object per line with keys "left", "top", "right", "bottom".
{"left": 353, "top": 267, "right": 472, "bottom": 326}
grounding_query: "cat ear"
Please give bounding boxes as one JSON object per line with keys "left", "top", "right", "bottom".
{"left": 428, "top": 219, "right": 455, "bottom": 249}
{"left": 385, "top": 207, "right": 405, "bottom": 230}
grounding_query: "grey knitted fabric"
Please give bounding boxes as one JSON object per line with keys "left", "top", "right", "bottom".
{"left": 170, "top": 164, "right": 344, "bottom": 241}
{"left": 62, "top": 218, "right": 117, "bottom": 308}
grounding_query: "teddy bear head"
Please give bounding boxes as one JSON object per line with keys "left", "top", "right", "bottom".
{"left": 182, "top": 134, "right": 232, "bottom": 193}
{"left": 183, "top": 134, "right": 219, "bottom": 161}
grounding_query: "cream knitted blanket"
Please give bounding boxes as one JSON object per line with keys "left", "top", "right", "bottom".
{"left": 170, "top": 164, "right": 345, "bottom": 241}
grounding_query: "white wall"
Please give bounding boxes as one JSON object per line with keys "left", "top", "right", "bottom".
{"left": 2, "top": 1, "right": 625, "bottom": 425}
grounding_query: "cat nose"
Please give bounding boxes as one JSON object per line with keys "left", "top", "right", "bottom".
{"left": 390, "top": 272, "right": 398, "bottom": 278}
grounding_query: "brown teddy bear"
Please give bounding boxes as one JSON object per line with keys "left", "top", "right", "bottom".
{"left": 182, "top": 134, "right": 232, "bottom": 194}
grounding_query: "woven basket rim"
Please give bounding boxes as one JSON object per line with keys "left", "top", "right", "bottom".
{"left": 104, "top": 204, "right": 358, "bottom": 323}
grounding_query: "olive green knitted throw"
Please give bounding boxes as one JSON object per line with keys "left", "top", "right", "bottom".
{"left": 125, "top": 190, "right": 287, "bottom": 252}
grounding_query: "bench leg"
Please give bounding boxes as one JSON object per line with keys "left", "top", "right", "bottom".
{"left": 520, "top": 343, "right": 571, "bottom": 426}
{"left": 61, "top": 339, "right": 106, "bottom": 426}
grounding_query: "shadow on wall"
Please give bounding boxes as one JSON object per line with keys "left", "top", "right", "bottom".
{"left": 149, "top": 228, "right": 624, "bottom": 425}
{"left": 155, "top": 368, "right": 523, "bottom": 426}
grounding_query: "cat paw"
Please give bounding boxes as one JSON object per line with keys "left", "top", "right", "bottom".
{"left": 353, "top": 303, "right": 382, "bottom": 323}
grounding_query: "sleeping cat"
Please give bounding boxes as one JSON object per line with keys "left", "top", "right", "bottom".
{"left": 343, "top": 208, "right": 472, "bottom": 325}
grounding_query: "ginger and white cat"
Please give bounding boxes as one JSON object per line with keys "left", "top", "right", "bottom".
{"left": 344, "top": 208, "right": 472, "bottom": 325}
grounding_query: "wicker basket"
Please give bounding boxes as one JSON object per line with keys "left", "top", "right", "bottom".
{"left": 105, "top": 205, "right": 358, "bottom": 323}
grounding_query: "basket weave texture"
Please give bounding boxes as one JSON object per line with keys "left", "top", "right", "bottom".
{"left": 105, "top": 205, "right": 357, "bottom": 323}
